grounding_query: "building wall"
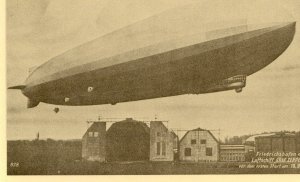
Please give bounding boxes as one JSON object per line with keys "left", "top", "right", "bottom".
{"left": 219, "top": 145, "right": 245, "bottom": 162}
{"left": 296, "top": 136, "right": 300, "bottom": 153}
{"left": 284, "top": 137, "right": 296, "bottom": 152}
{"left": 256, "top": 137, "right": 272, "bottom": 152}
{"left": 179, "top": 130, "right": 219, "bottom": 162}
{"left": 171, "top": 132, "right": 179, "bottom": 160}
{"left": 149, "top": 121, "right": 176, "bottom": 161}
{"left": 272, "top": 138, "right": 283, "bottom": 152}
{"left": 255, "top": 136, "right": 298, "bottom": 153}
{"left": 82, "top": 122, "right": 106, "bottom": 162}
{"left": 245, "top": 145, "right": 255, "bottom": 153}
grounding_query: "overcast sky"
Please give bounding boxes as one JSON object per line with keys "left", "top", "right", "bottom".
{"left": 6, "top": 0, "right": 300, "bottom": 140}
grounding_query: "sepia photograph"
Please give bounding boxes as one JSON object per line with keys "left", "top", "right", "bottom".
{"left": 5, "top": 0, "right": 300, "bottom": 176}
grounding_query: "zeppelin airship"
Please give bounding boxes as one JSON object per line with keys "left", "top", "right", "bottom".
{"left": 8, "top": 3, "right": 296, "bottom": 108}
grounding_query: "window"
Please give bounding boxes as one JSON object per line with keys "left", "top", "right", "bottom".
{"left": 64, "top": 97, "right": 70, "bottom": 102}
{"left": 191, "top": 139, "right": 196, "bottom": 144}
{"left": 156, "top": 142, "right": 161, "bottom": 155}
{"left": 206, "top": 147, "right": 212, "bottom": 156}
{"left": 157, "top": 132, "right": 161, "bottom": 137}
{"left": 184, "top": 148, "right": 191, "bottom": 156}
{"left": 94, "top": 132, "right": 99, "bottom": 137}
{"left": 162, "top": 142, "right": 166, "bottom": 156}
{"left": 88, "top": 132, "right": 93, "bottom": 137}
{"left": 200, "top": 139, "right": 206, "bottom": 144}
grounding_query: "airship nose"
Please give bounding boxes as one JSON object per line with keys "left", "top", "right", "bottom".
{"left": 253, "top": 21, "right": 296, "bottom": 30}
{"left": 290, "top": 21, "right": 296, "bottom": 29}
{"left": 282, "top": 21, "right": 296, "bottom": 35}
{"left": 250, "top": 21, "right": 296, "bottom": 39}
{"left": 275, "top": 21, "right": 296, "bottom": 34}
{"left": 281, "top": 21, "right": 296, "bottom": 27}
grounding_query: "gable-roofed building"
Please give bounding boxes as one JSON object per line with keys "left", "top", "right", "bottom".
{"left": 179, "top": 128, "right": 219, "bottom": 162}
{"left": 82, "top": 122, "right": 106, "bottom": 162}
{"left": 149, "top": 121, "right": 178, "bottom": 161}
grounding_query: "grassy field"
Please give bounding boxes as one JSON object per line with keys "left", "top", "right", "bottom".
{"left": 7, "top": 140, "right": 300, "bottom": 175}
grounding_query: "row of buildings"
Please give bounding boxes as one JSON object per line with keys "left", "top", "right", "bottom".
{"left": 82, "top": 118, "right": 300, "bottom": 162}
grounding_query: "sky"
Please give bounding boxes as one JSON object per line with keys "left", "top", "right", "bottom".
{"left": 6, "top": 0, "right": 300, "bottom": 140}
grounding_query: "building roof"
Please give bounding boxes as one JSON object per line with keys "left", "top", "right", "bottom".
{"left": 179, "top": 127, "right": 219, "bottom": 144}
{"left": 88, "top": 122, "right": 106, "bottom": 131}
{"left": 108, "top": 119, "right": 150, "bottom": 134}
{"left": 151, "top": 121, "right": 177, "bottom": 135}
{"left": 245, "top": 133, "right": 276, "bottom": 142}
{"left": 191, "top": 127, "right": 207, "bottom": 132}
{"left": 170, "top": 130, "right": 179, "bottom": 139}
{"left": 83, "top": 122, "right": 106, "bottom": 137}
{"left": 255, "top": 133, "right": 296, "bottom": 139}
{"left": 220, "top": 145, "right": 245, "bottom": 150}
{"left": 246, "top": 132, "right": 297, "bottom": 142}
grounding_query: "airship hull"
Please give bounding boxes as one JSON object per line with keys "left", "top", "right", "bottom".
{"left": 21, "top": 22, "right": 295, "bottom": 106}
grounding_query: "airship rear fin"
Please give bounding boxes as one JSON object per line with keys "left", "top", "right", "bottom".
{"left": 27, "top": 99, "right": 39, "bottom": 108}
{"left": 8, "top": 85, "right": 26, "bottom": 90}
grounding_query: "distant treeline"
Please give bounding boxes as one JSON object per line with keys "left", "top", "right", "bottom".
{"left": 7, "top": 139, "right": 82, "bottom": 175}
{"left": 223, "top": 131, "right": 300, "bottom": 145}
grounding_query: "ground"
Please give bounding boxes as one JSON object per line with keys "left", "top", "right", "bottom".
{"left": 7, "top": 140, "right": 300, "bottom": 175}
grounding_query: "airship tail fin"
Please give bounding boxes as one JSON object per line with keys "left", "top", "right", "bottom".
{"left": 27, "top": 99, "right": 39, "bottom": 108}
{"left": 8, "top": 85, "right": 26, "bottom": 90}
